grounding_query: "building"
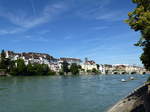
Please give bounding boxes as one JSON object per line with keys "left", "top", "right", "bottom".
{"left": 5, "top": 51, "right": 21, "bottom": 60}
{"left": 49, "top": 63, "right": 62, "bottom": 72}
{"left": 125, "top": 65, "right": 147, "bottom": 74}
{"left": 59, "top": 57, "right": 82, "bottom": 65}
{"left": 4, "top": 51, "right": 61, "bottom": 72}
{"left": 81, "top": 58, "right": 97, "bottom": 71}
{"left": 3, "top": 51, "right": 148, "bottom": 74}
{"left": 99, "top": 64, "right": 106, "bottom": 74}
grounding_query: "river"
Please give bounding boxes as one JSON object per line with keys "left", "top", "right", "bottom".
{"left": 0, "top": 74, "right": 149, "bottom": 112}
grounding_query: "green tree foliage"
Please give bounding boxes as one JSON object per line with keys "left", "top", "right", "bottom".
{"left": 11, "top": 60, "right": 56, "bottom": 76}
{"left": 96, "top": 64, "right": 100, "bottom": 69}
{"left": 26, "top": 63, "right": 55, "bottom": 76}
{"left": 125, "top": 0, "right": 150, "bottom": 70}
{"left": 62, "top": 61, "right": 69, "bottom": 74}
{"left": 87, "top": 70, "right": 92, "bottom": 73}
{"left": 26, "top": 62, "right": 35, "bottom": 75}
{"left": 5, "top": 59, "right": 15, "bottom": 72}
{"left": 0, "top": 50, "right": 56, "bottom": 76}
{"left": 1, "top": 49, "right": 5, "bottom": 58}
{"left": 58, "top": 71, "right": 64, "bottom": 75}
{"left": 12, "top": 59, "right": 27, "bottom": 75}
{"left": 0, "top": 50, "right": 57, "bottom": 76}
{"left": 0, "top": 49, "right": 6, "bottom": 69}
{"left": 78, "top": 65, "right": 82, "bottom": 69}
{"left": 147, "top": 76, "right": 150, "bottom": 82}
{"left": 70, "top": 63, "right": 79, "bottom": 75}
{"left": 92, "top": 68, "right": 99, "bottom": 74}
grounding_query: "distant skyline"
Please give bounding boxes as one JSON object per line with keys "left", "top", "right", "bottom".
{"left": 0, "top": 0, "right": 142, "bottom": 65}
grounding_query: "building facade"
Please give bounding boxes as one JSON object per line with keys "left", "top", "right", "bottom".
{"left": 81, "top": 58, "right": 97, "bottom": 71}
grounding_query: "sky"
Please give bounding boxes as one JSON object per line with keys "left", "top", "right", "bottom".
{"left": 0, "top": 0, "right": 143, "bottom": 65}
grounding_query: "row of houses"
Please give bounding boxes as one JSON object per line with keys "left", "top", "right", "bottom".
{"left": 99, "top": 64, "right": 147, "bottom": 74}
{"left": 3, "top": 51, "right": 148, "bottom": 74}
{"left": 4, "top": 51, "right": 98, "bottom": 72}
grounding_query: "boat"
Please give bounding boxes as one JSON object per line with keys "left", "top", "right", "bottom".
{"left": 130, "top": 77, "right": 135, "bottom": 80}
{"left": 121, "top": 79, "right": 126, "bottom": 82}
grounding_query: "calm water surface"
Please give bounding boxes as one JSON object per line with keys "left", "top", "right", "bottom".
{"left": 0, "top": 74, "right": 149, "bottom": 112}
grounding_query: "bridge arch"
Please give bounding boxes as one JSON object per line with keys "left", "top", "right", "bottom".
{"left": 131, "top": 72, "right": 137, "bottom": 74}
{"left": 113, "top": 72, "right": 119, "bottom": 74}
{"left": 121, "top": 72, "right": 127, "bottom": 74}
{"left": 142, "top": 72, "right": 146, "bottom": 74}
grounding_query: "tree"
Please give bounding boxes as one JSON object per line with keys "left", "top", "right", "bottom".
{"left": 78, "top": 65, "right": 82, "bottom": 69}
{"left": 15, "top": 59, "right": 27, "bottom": 75}
{"left": 70, "top": 63, "right": 79, "bottom": 75}
{"left": 87, "top": 70, "right": 92, "bottom": 73}
{"left": 125, "top": 0, "right": 150, "bottom": 70}
{"left": 5, "top": 58, "right": 14, "bottom": 72}
{"left": 1, "top": 49, "right": 5, "bottom": 58}
{"left": 92, "top": 68, "right": 98, "bottom": 74}
{"left": 41, "top": 64, "right": 56, "bottom": 75}
{"left": 96, "top": 64, "right": 100, "bottom": 70}
{"left": 62, "top": 61, "right": 69, "bottom": 74}
{"left": 26, "top": 62, "right": 35, "bottom": 75}
{"left": 126, "top": 3, "right": 150, "bottom": 111}
{"left": 0, "top": 49, "right": 6, "bottom": 69}
{"left": 147, "top": 76, "right": 150, "bottom": 82}
{"left": 0, "top": 51, "right": 57, "bottom": 76}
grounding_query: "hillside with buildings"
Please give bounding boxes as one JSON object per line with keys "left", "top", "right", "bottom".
{"left": 0, "top": 50, "right": 149, "bottom": 76}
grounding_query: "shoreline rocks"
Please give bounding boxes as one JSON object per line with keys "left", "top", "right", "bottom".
{"left": 107, "top": 82, "right": 150, "bottom": 112}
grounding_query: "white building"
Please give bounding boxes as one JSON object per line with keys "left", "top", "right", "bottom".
{"left": 48, "top": 62, "right": 62, "bottom": 72}
{"left": 99, "top": 64, "right": 106, "bottom": 74}
{"left": 81, "top": 58, "right": 97, "bottom": 71}
{"left": 59, "top": 57, "right": 82, "bottom": 65}
{"left": 4, "top": 51, "right": 62, "bottom": 72}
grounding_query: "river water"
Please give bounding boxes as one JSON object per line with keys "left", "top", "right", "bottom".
{"left": 0, "top": 74, "right": 149, "bottom": 112}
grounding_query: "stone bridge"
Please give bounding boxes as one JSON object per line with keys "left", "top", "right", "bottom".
{"left": 112, "top": 70, "right": 148, "bottom": 75}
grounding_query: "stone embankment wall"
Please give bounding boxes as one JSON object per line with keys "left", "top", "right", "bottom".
{"left": 107, "top": 82, "right": 150, "bottom": 112}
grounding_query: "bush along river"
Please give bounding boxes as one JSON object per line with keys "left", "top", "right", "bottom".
{"left": 0, "top": 74, "right": 149, "bottom": 112}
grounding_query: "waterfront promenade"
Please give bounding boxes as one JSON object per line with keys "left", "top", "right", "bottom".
{"left": 107, "top": 82, "right": 150, "bottom": 112}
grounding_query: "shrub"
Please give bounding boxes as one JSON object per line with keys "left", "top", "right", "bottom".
{"left": 59, "top": 71, "right": 64, "bottom": 75}
{"left": 147, "top": 77, "right": 150, "bottom": 82}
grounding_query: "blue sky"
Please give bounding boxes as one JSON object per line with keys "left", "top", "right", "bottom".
{"left": 0, "top": 0, "right": 142, "bottom": 65}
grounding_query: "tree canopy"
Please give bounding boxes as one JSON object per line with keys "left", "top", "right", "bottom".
{"left": 0, "top": 49, "right": 6, "bottom": 69}
{"left": 62, "top": 61, "right": 69, "bottom": 74}
{"left": 126, "top": 0, "right": 150, "bottom": 70}
{"left": 70, "top": 63, "right": 80, "bottom": 75}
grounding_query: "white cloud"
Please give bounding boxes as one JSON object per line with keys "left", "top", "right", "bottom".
{"left": 14, "top": 3, "right": 65, "bottom": 28}
{"left": 0, "top": 28, "right": 24, "bottom": 35}
{"left": 95, "top": 11, "right": 126, "bottom": 21}
{"left": 75, "top": 0, "right": 127, "bottom": 22}
{"left": 0, "top": 2, "right": 67, "bottom": 35}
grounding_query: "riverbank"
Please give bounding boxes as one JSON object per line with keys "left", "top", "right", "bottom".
{"left": 107, "top": 82, "right": 150, "bottom": 112}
